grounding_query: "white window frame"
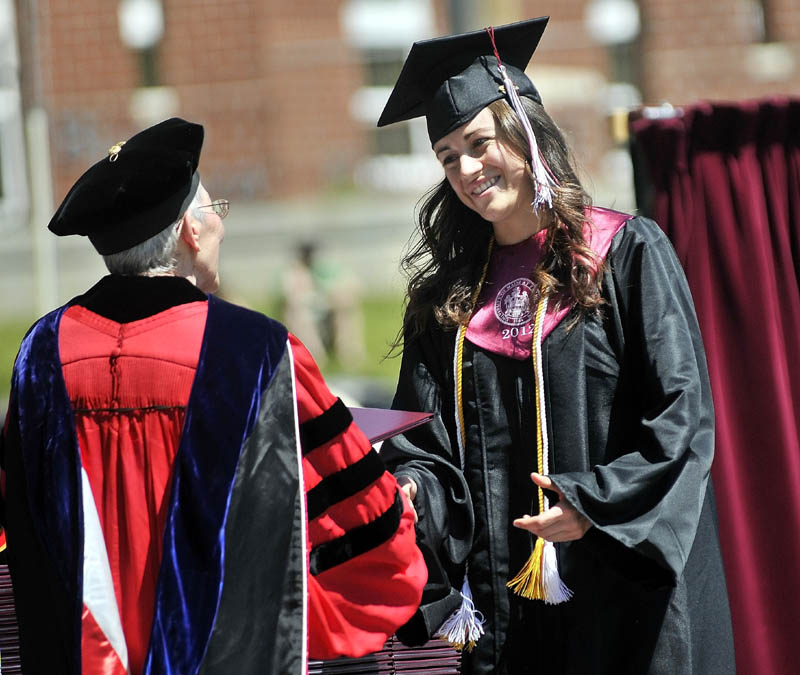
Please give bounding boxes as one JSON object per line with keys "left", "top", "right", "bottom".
{"left": 342, "top": 0, "right": 443, "bottom": 192}
{"left": 0, "top": 0, "right": 29, "bottom": 229}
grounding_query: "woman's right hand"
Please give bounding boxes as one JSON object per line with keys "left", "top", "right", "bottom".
{"left": 397, "top": 477, "right": 418, "bottom": 523}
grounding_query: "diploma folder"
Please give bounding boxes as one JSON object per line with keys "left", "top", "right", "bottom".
{"left": 349, "top": 407, "right": 434, "bottom": 444}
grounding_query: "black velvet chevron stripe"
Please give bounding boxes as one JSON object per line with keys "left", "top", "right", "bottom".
{"left": 309, "top": 492, "right": 404, "bottom": 576}
{"left": 299, "top": 398, "right": 353, "bottom": 456}
{"left": 306, "top": 449, "right": 385, "bottom": 522}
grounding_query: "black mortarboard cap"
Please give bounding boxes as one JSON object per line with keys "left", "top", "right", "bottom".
{"left": 377, "top": 17, "right": 549, "bottom": 144}
{"left": 48, "top": 117, "right": 204, "bottom": 255}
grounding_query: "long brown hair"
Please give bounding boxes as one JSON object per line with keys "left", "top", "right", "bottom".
{"left": 395, "top": 97, "right": 604, "bottom": 349}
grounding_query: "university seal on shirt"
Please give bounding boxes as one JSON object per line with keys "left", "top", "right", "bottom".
{"left": 494, "top": 278, "right": 536, "bottom": 327}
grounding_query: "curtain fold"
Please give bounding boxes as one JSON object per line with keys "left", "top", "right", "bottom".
{"left": 630, "top": 97, "right": 800, "bottom": 675}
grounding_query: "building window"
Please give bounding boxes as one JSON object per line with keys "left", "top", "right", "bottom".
{"left": 374, "top": 124, "right": 411, "bottom": 156}
{"left": 0, "top": 0, "right": 29, "bottom": 226}
{"left": 362, "top": 48, "right": 404, "bottom": 88}
{"left": 358, "top": 47, "right": 412, "bottom": 155}
{"left": 753, "top": 0, "right": 775, "bottom": 42}
{"left": 342, "top": 0, "right": 442, "bottom": 192}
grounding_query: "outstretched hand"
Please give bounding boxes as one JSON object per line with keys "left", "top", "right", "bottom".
{"left": 397, "top": 477, "right": 418, "bottom": 524}
{"left": 512, "top": 473, "right": 592, "bottom": 542}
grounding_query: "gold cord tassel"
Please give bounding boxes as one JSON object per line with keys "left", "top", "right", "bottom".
{"left": 507, "top": 536, "right": 545, "bottom": 598}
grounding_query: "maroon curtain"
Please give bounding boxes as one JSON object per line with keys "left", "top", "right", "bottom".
{"left": 630, "top": 98, "right": 800, "bottom": 675}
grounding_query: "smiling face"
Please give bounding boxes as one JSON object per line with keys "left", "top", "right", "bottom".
{"left": 434, "top": 107, "right": 539, "bottom": 244}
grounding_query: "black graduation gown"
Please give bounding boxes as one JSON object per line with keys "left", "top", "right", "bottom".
{"left": 381, "top": 216, "right": 735, "bottom": 674}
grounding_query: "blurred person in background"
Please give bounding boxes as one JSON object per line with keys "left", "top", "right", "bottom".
{"left": 0, "top": 118, "right": 425, "bottom": 674}
{"left": 378, "top": 17, "right": 734, "bottom": 674}
{"left": 282, "top": 241, "right": 366, "bottom": 369}
{"left": 282, "top": 242, "right": 331, "bottom": 365}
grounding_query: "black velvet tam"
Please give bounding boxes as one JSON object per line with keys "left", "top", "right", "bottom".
{"left": 376, "top": 16, "right": 548, "bottom": 144}
{"left": 48, "top": 117, "right": 204, "bottom": 255}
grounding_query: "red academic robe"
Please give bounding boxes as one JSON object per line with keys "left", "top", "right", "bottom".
{"left": 1, "top": 275, "right": 425, "bottom": 674}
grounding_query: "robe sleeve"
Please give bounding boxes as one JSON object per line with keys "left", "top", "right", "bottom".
{"left": 379, "top": 331, "right": 472, "bottom": 645}
{"left": 289, "top": 333, "right": 426, "bottom": 660}
{"left": 0, "top": 406, "right": 10, "bottom": 545}
{"left": 0, "top": 399, "right": 17, "bottom": 558}
{"left": 1, "top": 407, "right": 9, "bottom": 513}
{"left": 550, "top": 217, "right": 715, "bottom": 581}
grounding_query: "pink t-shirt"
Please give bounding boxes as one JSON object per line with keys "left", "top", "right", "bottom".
{"left": 465, "top": 207, "right": 630, "bottom": 360}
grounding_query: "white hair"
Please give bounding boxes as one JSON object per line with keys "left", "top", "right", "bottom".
{"left": 103, "top": 182, "right": 205, "bottom": 276}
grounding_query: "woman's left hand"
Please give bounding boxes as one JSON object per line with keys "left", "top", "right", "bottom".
{"left": 512, "top": 473, "right": 592, "bottom": 542}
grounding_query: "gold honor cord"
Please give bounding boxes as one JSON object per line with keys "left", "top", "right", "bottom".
{"left": 454, "top": 323, "right": 469, "bottom": 455}
{"left": 455, "top": 238, "right": 494, "bottom": 453}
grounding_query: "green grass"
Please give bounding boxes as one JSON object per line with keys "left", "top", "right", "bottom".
{"left": 0, "top": 319, "right": 33, "bottom": 407}
{"left": 345, "top": 294, "right": 405, "bottom": 378}
{"left": 261, "top": 293, "right": 406, "bottom": 388}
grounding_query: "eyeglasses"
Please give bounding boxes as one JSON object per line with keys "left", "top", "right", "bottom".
{"left": 198, "top": 199, "right": 229, "bottom": 219}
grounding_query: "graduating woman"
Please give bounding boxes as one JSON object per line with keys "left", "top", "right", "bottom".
{"left": 378, "top": 17, "right": 735, "bottom": 675}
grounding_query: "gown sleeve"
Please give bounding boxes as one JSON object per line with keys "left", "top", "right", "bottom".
{"left": 0, "top": 406, "right": 11, "bottom": 534}
{"left": 550, "top": 217, "right": 716, "bottom": 581}
{"left": 379, "top": 329, "right": 473, "bottom": 645}
{"left": 0, "top": 394, "right": 17, "bottom": 561}
{"left": 289, "top": 333, "right": 427, "bottom": 660}
{"left": 0, "top": 410, "right": 8, "bottom": 512}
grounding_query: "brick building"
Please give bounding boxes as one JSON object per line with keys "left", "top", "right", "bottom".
{"left": 11, "top": 0, "right": 372, "bottom": 202}
{"left": 0, "top": 0, "right": 797, "bottom": 316}
{"left": 4, "top": 0, "right": 799, "bottom": 210}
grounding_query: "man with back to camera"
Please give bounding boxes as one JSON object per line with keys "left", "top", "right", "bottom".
{"left": 0, "top": 117, "right": 426, "bottom": 674}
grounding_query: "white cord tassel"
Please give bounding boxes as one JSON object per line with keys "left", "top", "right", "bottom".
{"left": 435, "top": 577, "right": 485, "bottom": 652}
{"left": 541, "top": 540, "right": 573, "bottom": 604}
{"left": 497, "top": 63, "right": 557, "bottom": 212}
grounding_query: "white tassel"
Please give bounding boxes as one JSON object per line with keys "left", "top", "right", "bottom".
{"left": 435, "top": 577, "right": 485, "bottom": 652}
{"left": 497, "top": 63, "right": 557, "bottom": 212}
{"left": 541, "top": 540, "right": 573, "bottom": 604}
